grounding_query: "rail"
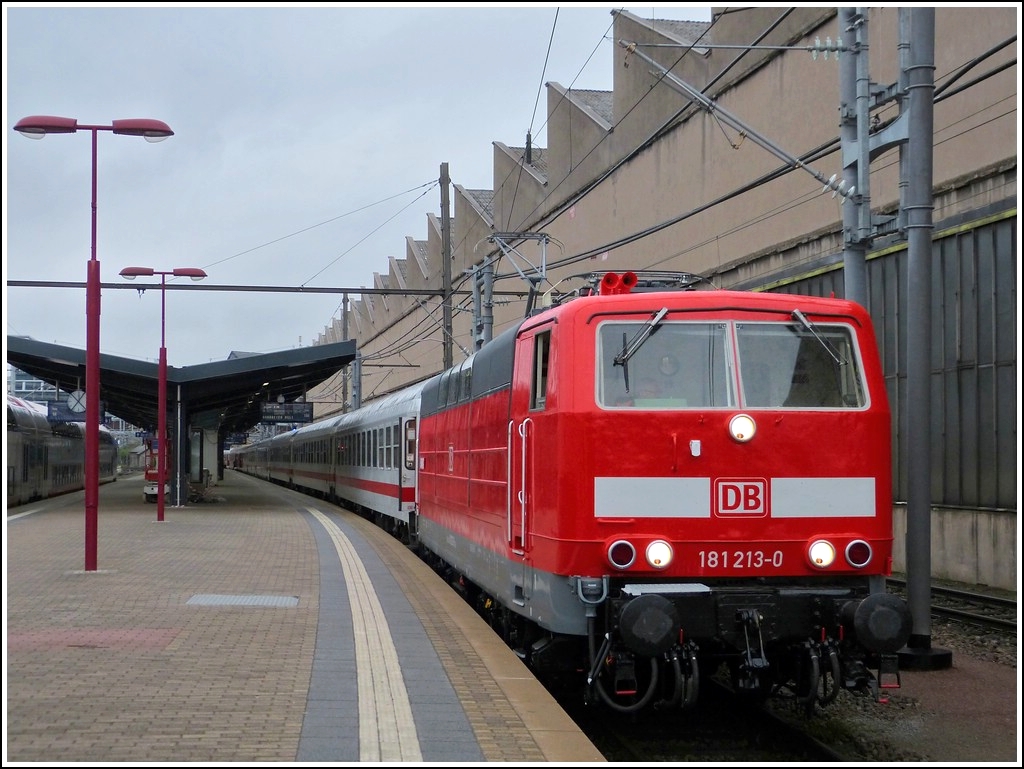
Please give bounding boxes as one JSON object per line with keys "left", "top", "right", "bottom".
{"left": 887, "top": 578, "right": 1017, "bottom": 632}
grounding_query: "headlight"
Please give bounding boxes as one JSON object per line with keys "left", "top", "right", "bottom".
{"left": 808, "top": 539, "right": 836, "bottom": 568}
{"left": 646, "top": 540, "right": 673, "bottom": 569}
{"left": 729, "top": 413, "right": 756, "bottom": 442}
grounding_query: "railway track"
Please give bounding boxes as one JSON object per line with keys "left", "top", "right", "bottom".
{"left": 887, "top": 578, "right": 1017, "bottom": 632}
{"left": 560, "top": 676, "right": 851, "bottom": 762}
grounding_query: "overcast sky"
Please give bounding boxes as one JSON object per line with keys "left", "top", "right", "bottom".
{"left": 4, "top": 2, "right": 712, "bottom": 370}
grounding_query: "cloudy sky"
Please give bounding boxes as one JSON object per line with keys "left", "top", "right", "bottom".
{"left": 4, "top": 3, "right": 711, "bottom": 369}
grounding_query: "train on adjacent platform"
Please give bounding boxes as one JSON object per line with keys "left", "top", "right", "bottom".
{"left": 230, "top": 270, "right": 913, "bottom": 715}
{"left": 7, "top": 394, "right": 119, "bottom": 508}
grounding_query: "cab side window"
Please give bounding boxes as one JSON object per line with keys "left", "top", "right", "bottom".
{"left": 530, "top": 331, "right": 551, "bottom": 410}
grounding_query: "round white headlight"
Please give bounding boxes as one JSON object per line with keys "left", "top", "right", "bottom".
{"left": 729, "top": 413, "right": 756, "bottom": 442}
{"left": 808, "top": 539, "right": 836, "bottom": 568}
{"left": 646, "top": 540, "right": 673, "bottom": 569}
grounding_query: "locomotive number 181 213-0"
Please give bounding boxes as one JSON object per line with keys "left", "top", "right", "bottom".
{"left": 698, "top": 549, "right": 785, "bottom": 569}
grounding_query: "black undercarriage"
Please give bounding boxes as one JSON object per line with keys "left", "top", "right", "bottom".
{"left": 427, "top": 561, "right": 911, "bottom": 716}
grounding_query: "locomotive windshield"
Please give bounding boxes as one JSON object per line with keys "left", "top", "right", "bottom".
{"left": 599, "top": 321, "right": 731, "bottom": 407}
{"left": 597, "top": 319, "right": 866, "bottom": 409}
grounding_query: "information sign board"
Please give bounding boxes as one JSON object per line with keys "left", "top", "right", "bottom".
{"left": 260, "top": 402, "right": 314, "bottom": 423}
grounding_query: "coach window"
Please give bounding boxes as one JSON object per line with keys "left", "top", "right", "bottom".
{"left": 530, "top": 331, "right": 551, "bottom": 410}
{"left": 385, "top": 425, "right": 393, "bottom": 469}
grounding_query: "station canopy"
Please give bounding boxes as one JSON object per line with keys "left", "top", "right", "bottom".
{"left": 6, "top": 335, "right": 356, "bottom": 436}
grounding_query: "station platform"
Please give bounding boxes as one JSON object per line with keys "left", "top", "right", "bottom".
{"left": 5, "top": 471, "right": 605, "bottom": 763}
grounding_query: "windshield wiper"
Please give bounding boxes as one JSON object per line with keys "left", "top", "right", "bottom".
{"left": 791, "top": 308, "right": 847, "bottom": 365}
{"left": 614, "top": 307, "right": 668, "bottom": 392}
{"left": 615, "top": 308, "right": 668, "bottom": 368}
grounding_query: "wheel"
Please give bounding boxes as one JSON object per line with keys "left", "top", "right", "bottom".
{"left": 144, "top": 493, "right": 156, "bottom": 503}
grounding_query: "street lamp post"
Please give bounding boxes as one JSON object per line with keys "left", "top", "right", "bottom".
{"left": 14, "top": 115, "right": 173, "bottom": 571}
{"left": 120, "top": 267, "right": 208, "bottom": 522}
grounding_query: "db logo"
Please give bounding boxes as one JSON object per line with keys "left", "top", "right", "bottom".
{"left": 715, "top": 479, "right": 768, "bottom": 517}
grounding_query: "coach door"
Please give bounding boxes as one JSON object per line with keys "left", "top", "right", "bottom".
{"left": 399, "top": 416, "right": 416, "bottom": 515}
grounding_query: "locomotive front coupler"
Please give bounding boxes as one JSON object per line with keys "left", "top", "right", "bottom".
{"left": 735, "top": 608, "right": 770, "bottom": 691}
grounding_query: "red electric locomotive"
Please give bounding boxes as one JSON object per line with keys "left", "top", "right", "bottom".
{"left": 414, "top": 271, "right": 911, "bottom": 713}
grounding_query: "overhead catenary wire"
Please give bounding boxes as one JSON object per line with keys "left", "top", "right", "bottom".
{"left": 200, "top": 180, "right": 438, "bottom": 275}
